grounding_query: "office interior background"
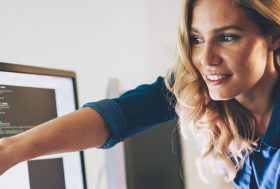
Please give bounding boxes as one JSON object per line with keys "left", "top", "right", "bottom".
{"left": 0, "top": 0, "right": 235, "bottom": 188}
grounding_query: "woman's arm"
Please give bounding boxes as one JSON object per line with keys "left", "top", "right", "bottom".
{"left": 0, "top": 76, "right": 176, "bottom": 175}
{"left": 0, "top": 107, "right": 110, "bottom": 175}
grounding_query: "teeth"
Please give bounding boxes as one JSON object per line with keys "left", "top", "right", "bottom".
{"left": 206, "top": 75, "right": 227, "bottom": 81}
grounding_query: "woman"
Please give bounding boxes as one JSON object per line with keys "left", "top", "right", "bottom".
{"left": 166, "top": 0, "right": 280, "bottom": 188}
{"left": 0, "top": 0, "right": 279, "bottom": 188}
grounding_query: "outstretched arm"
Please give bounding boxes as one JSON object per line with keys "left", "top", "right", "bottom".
{"left": 0, "top": 107, "right": 110, "bottom": 175}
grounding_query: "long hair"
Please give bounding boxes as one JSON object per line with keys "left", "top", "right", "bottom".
{"left": 165, "top": 0, "right": 280, "bottom": 182}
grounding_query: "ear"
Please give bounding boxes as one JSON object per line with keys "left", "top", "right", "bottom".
{"left": 269, "top": 26, "right": 280, "bottom": 51}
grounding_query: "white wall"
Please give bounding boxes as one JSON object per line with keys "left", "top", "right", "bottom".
{"left": 0, "top": 0, "right": 235, "bottom": 188}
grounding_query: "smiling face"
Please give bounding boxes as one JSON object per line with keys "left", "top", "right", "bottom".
{"left": 190, "top": 0, "right": 276, "bottom": 101}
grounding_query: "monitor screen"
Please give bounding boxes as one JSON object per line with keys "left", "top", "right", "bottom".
{"left": 0, "top": 63, "right": 87, "bottom": 189}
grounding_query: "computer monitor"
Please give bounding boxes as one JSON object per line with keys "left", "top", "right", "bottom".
{"left": 0, "top": 62, "right": 87, "bottom": 189}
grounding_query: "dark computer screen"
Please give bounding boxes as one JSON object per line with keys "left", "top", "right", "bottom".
{"left": 0, "top": 62, "right": 87, "bottom": 189}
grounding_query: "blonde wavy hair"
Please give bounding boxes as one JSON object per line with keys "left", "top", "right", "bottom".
{"left": 165, "top": 0, "right": 280, "bottom": 182}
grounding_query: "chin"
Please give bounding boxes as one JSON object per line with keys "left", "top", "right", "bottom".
{"left": 209, "top": 93, "right": 233, "bottom": 101}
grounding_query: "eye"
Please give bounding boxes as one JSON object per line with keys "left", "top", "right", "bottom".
{"left": 190, "top": 35, "right": 204, "bottom": 45}
{"left": 218, "top": 34, "right": 240, "bottom": 43}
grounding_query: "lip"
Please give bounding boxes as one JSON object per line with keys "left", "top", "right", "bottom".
{"left": 204, "top": 73, "right": 232, "bottom": 86}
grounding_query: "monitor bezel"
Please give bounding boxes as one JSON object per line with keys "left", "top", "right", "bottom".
{"left": 0, "top": 61, "right": 87, "bottom": 189}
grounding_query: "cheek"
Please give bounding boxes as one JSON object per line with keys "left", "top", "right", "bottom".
{"left": 235, "top": 43, "right": 267, "bottom": 76}
{"left": 192, "top": 61, "right": 203, "bottom": 79}
{"left": 192, "top": 60, "right": 200, "bottom": 71}
{"left": 191, "top": 53, "right": 202, "bottom": 72}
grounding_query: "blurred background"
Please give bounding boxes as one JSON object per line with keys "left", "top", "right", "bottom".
{"left": 0, "top": 0, "right": 235, "bottom": 188}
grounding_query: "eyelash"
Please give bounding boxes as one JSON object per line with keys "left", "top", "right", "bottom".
{"left": 190, "top": 34, "right": 240, "bottom": 45}
{"left": 217, "top": 34, "right": 240, "bottom": 42}
{"left": 190, "top": 36, "right": 204, "bottom": 45}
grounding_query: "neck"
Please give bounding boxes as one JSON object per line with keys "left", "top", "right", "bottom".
{"left": 235, "top": 55, "right": 279, "bottom": 137}
{"left": 253, "top": 111, "right": 272, "bottom": 137}
{"left": 236, "top": 73, "right": 278, "bottom": 115}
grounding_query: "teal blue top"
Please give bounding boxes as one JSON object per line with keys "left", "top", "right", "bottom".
{"left": 84, "top": 77, "right": 280, "bottom": 189}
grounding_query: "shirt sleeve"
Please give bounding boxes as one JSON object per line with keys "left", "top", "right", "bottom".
{"left": 83, "top": 76, "right": 177, "bottom": 149}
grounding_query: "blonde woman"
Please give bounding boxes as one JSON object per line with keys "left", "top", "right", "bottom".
{"left": 0, "top": 0, "right": 279, "bottom": 188}
{"left": 166, "top": 0, "right": 280, "bottom": 188}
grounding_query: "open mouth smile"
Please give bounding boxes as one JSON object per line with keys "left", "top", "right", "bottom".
{"left": 205, "top": 74, "right": 231, "bottom": 85}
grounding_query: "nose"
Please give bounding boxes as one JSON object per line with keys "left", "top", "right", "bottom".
{"left": 199, "top": 42, "right": 222, "bottom": 67}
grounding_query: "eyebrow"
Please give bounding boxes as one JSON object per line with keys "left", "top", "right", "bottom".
{"left": 191, "top": 25, "right": 245, "bottom": 33}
